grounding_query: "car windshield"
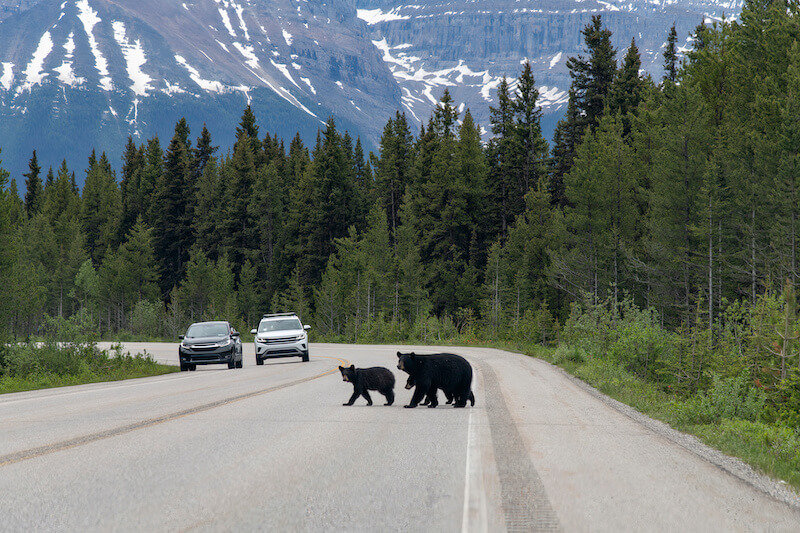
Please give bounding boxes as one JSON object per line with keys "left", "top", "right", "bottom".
{"left": 258, "top": 318, "right": 302, "bottom": 332}
{"left": 186, "top": 323, "right": 229, "bottom": 338}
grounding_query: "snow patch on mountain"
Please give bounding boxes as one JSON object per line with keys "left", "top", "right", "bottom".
{"left": 112, "top": 21, "right": 152, "bottom": 97}
{"left": 357, "top": 8, "right": 409, "bottom": 25}
{"left": 282, "top": 28, "right": 293, "bottom": 46}
{"left": 76, "top": 0, "right": 112, "bottom": 91}
{"left": 21, "top": 31, "right": 52, "bottom": 91}
{"left": 175, "top": 55, "right": 226, "bottom": 93}
{"left": 0, "top": 62, "right": 13, "bottom": 90}
{"left": 217, "top": 7, "right": 237, "bottom": 37}
{"left": 54, "top": 32, "right": 85, "bottom": 87}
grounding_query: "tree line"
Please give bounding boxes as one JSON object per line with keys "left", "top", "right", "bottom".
{"left": 1, "top": 1, "right": 800, "bottom": 352}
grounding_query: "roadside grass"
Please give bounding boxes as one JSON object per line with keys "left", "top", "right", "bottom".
{"left": 502, "top": 342, "right": 800, "bottom": 494}
{"left": 0, "top": 342, "right": 177, "bottom": 395}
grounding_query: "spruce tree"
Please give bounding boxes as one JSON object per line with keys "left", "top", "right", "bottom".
{"left": 120, "top": 137, "right": 145, "bottom": 239}
{"left": 664, "top": 24, "right": 679, "bottom": 83}
{"left": 81, "top": 151, "right": 121, "bottom": 264}
{"left": 488, "top": 76, "right": 517, "bottom": 234}
{"left": 23, "top": 150, "right": 43, "bottom": 218}
{"left": 374, "top": 112, "right": 413, "bottom": 237}
{"left": 513, "top": 62, "right": 548, "bottom": 202}
{"left": 153, "top": 122, "right": 196, "bottom": 296}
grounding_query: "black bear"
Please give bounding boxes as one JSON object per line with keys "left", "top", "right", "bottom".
{"left": 339, "top": 365, "right": 395, "bottom": 406}
{"left": 397, "top": 352, "right": 475, "bottom": 408}
{"left": 405, "top": 374, "right": 454, "bottom": 405}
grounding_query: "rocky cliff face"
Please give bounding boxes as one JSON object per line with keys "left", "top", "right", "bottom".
{"left": 355, "top": 0, "right": 743, "bottom": 137}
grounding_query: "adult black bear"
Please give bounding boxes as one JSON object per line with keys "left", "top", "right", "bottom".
{"left": 405, "top": 374, "right": 454, "bottom": 405}
{"left": 339, "top": 365, "right": 395, "bottom": 406}
{"left": 397, "top": 352, "right": 475, "bottom": 408}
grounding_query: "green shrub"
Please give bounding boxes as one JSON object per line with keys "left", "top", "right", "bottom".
{"left": 671, "top": 372, "right": 766, "bottom": 424}
{"left": 608, "top": 322, "right": 675, "bottom": 382}
{"left": 551, "top": 344, "right": 586, "bottom": 365}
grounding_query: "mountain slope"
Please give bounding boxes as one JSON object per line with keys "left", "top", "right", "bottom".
{"left": 0, "top": 0, "right": 401, "bottom": 180}
{"left": 0, "top": 0, "right": 744, "bottom": 181}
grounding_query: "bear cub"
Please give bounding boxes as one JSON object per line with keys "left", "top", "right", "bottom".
{"left": 339, "top": 365, "right": 395, "bottom": 406}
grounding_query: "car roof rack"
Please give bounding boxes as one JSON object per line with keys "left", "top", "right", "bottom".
{"left": 262, "top": 312, "right": 299, "bottom": 318}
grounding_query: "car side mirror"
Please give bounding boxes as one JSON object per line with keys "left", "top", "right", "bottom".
{"left": 178, "top": 335, "right": 185, "bottom": 340}
{"left": 250, "top": 329, "right": 257, "bottom": 335}
{"left": 231, "top": 331, "right": 240, "bottom": 338}
{"left": 303, "top": 325, "right": 311, "bottom": 331}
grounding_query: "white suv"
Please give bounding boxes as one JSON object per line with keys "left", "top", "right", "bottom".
{"left": 251, "top": 313, "right": 311, "bottom": 365}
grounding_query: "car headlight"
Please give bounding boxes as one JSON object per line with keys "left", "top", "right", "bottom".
{"left": 218, "top": 338, "right": 233, "bottom": 348}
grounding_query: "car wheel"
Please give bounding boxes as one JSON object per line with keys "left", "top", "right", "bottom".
{"left": 189, "top": 364, "right": 196, "bottom": 371}
{"left": 180, "top": 362, "right": 188, "bottom": 371}
{"left": 256, "top": 356, "right": 264, "bottom": 366}
{"left": 302, "top": 351, "right": 309, "bottom": 362}
{"left": 236, "top": 358, "right": 243, "bottom": 368}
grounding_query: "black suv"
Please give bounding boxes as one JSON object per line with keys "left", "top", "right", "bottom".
{"left": 178, "top": 321, "right": 243, "bottom": 371}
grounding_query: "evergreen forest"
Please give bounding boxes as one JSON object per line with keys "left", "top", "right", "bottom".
{"left": 4, "top": 1, "right": 800, "bottom": 436}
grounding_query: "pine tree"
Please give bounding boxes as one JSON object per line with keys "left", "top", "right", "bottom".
{"left": 293, "top": 118, "right": 363, "bottom": 291}
{"left": 488, "top": 76, "right": 517, "bottom": 234}
{"left": 374, "top": 112, "right": 414, "bottom": 238}
{"left": 120, "top": 137, "right": 145, "bottom": 239}
{"left": 549, "top": 90, "right": 580, "bottom": 207}
{"left": 513, "top": 62, "right": 549, "bottom": 203}
{"left": 81, "top": 151, "right": 121, "bottom": 264}
{"left": 194, "top": 124, "right": 217, "bottom": 183}
{"left": 153, "top": 122, "right": 195, "bottom": 296}
{"left": 610, "top": 39, "right": 647, "bottom": 120}
{"left": 567, "top": 15, "right": 617, "bottom": 131}
{"left": 23, "top": 150, "right": 43, "bottom": 218}
{"left": 220, "top": 130, "right": 258, "bottom": 273}
{"left": 664, "top": 24, "right": 679, "bottom": 83}
{"left": 555, "top": 113, "right": 637, "bottom": 305}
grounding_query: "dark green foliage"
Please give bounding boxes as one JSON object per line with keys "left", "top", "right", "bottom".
{"left": 153, "top": 121, "right": 195, "bottom": 296}
{"left": 664, "top": 24, "right": 679, "bottom": 83}
{"left": 23, "top": 150, "right": 43, "bottom": 217}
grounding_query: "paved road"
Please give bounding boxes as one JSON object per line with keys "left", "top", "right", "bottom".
{"left": 1, "top": 343, "right": 799, "bottom": 531}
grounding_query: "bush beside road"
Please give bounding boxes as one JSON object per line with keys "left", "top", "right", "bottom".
{"left": 0, "top": 341, "right": 177, "bottom": 394}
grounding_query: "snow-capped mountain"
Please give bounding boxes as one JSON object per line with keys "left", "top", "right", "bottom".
{"left": 0, "top": 0, "right": 742, "bottom": 181}
{"left": 0, "top": 0, "right": 401, "bottom": 179}
{"left": 355, "top": 0, "right": 744, "bottom": 137}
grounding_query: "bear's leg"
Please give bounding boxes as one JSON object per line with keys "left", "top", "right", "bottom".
{"left": 344, "top": 389, "right": 360, "bottom": 406}
{"left": 445, "top": 391, "right": 454, "bottom": 404}
{"left": 469, "top": 391, "right": 475, "bottom": 406}
{"left": 405, "top": 384, "right": 428, "bottom": 408}
{"left": 382, "top": 388, "right": 394, "bottom": 406}
{"left": 361, "top": 390, "right": 373, "bottom": 406}
{"left": 426, "top": 386, "right": 439, "bottom": 408}
{"left": 453, "top": 392, "right": 467, "bottom": 408}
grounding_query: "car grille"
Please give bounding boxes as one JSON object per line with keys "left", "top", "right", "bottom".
{"left": 189, "top": 344, "right": 220, "bottom": 352}
{"left": 260, "top": 337, "right": 296, "bottom": 344}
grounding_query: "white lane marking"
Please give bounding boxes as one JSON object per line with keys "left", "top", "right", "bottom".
{"left": 461, "top": 397, "right": 489, "bottom": 533}
{"left": 461, "top": 406, "right": 474, "bottom": 532}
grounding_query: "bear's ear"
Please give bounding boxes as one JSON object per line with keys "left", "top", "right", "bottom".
{"left": 410, "top": 352, "right": 416, "bottom": 358}
{"left": 350, "top": 364, "right": 355, "bottom": 370}
{"left": 338, "top": 366, "right": 344, "bottom": 370}
{"left": 397, "top": 351, "right": 403, "bottom": 358}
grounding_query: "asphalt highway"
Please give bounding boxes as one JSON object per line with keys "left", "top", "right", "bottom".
{"left": 1, "top": 343, "right": 799, "bottom": 531}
